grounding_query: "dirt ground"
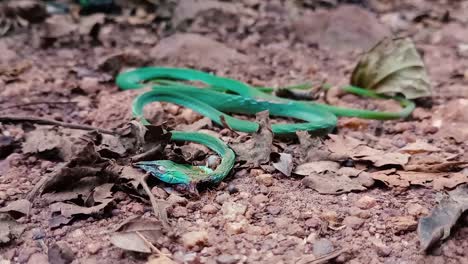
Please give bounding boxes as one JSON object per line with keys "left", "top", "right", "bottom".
{"left": 0, "top": 0, "right": 467, "bottom": 263}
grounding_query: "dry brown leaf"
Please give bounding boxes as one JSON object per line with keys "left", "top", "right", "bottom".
{"left": 404, "top": 161, "right": 468, "bottom": 173}
{"left": 79, "top": 13, "right": 105, "bottom": 35}
{"left": 271, "top": 152, "right": 293, "bottom": 176}
{"left": 399, "top": 141, "right": 441, "bottom": 154}
{"left": 44, "top": 15, "right": 78, "bottom": 38}
{"left": 294, "top": 161, "right": 340, "bottom": 175}
{"left": 302, "top": 172, "right": 370, "bottom": 194}
{"left": 325, "top": 134, "right": 410, "bottom": 167}
{"left": 92, "top": 183, "right": 114, "bottom": 203}
{"left": 433, "top": 173, "right": 468, "bottom": 190}
{"left": 110, "top": 217, "right": 167, "bottom": 253}
{"left": 41, "top": 177, "right": 99, "bottom": 204}
{"left": 371, "top": 170, "right": 468, "bottom": 190}
{"left": 0, "top": 199, "right": 31, "bottom": 218}
{"left": 231, "top": 111, "right": 273, "bottom": 167}
{"left": 0, "top": 214, "right": 25, "bottom": 244}
{"left": 296, "top": 131, "right": 333, "bottom": 162}
{"left": 49, "top": 198, "right": 113, "bottom": 218}
{"left": 418, "top": 184, "right": 468, "bottom": 252}
{"left": 351, "top": 37, "right": 431, "bottom": 99}
{"left": 22, "top": 128, "right": 63, "bottom": 157}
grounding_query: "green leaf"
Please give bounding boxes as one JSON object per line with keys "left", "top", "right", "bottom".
{"left": 351, "top": 37, "right": 432, "bottom": 99}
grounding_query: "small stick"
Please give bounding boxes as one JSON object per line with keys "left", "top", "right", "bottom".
{"left": 136, "top": 231, "right": 173, "bottom": 259}
{"left": 0, "top": 115, "right": 117, "bottom": 135}
{"left": 296, "top": 248, "right": 348, "bottom": 264}
{"left": 139, "top": 173, "right": 171, "bottom": 229}
{"left": 0, "top": 101, "right": 77, "bottom": 112}
{"left": 135, "top": 231, "right": 162, "bottom": 254}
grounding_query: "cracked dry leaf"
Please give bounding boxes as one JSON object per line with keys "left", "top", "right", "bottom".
{"left": 0, "top": 199, "right": 31, "bottom": 218}
{"left": 0, "top": 214, "right": 25, "bottom": 244}
{"left": 110, "top": 217, "right": 166, "bottom": 253}
{"left": 418, "top": 184, "right": 468, "bottom": 252}
{"left": 294, "top": 161, "right": 340, "bottom": 175}
{"left": 41, "top": 177, "right": 100, "bottom": 204}
{"left": 296, "top": 131, "right": 334, "bottom": 162}
{"left": 351, "top": 37, "right": 431, "bottom": 99}
{"left": 22, "top": 128, "right": 63, "bottom": 158}
{"left": 371, "top": 170, "right": 468, "bottom": 190}
{"left": 231, "top": 111, "right": 273, "bottom": 166}
{"left": 49, "top": 199, "right": 113, "bottom": 218}
{"left": 399, "top": 140, "right": 441, "bottom": 154}
{"left": 325, "top": 134, "right": 410, "bottom": 167}
{"left": 271, "top": 152, "right": 293, "bottom": 176}
{"left": 302, "top": 172, "right": 369, "bottom": 194}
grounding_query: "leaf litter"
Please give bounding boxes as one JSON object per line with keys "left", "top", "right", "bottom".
{"left": 417, "top": 184, "right": 468, "bottom": 252}
{"left": 1, "top": 5, "right": 467, "bottom": 261}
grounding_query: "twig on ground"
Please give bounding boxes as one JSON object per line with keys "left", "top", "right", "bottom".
{"left": 130, "top": 145, "right": 165, "bottom": 162}
{"left": 0, "top": 115, "right": 117, "bottom": 135}
{"left": 0, "top": 101, "right": 77, "bottom": 112}
{"left": 139, "top": 173, "right": 171, "bottom": 229}
{"left": 296, "top": 248, "right": 348, "bottom": 264}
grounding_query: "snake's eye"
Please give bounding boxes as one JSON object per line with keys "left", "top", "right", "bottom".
{"left": 157, "top": 165, "right": 166, "bottom": 173}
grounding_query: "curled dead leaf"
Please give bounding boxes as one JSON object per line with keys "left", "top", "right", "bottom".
{"left": 418, "top": 184, "right": 468, "bottom": 252}
{"left": 351, "top": 37, "right": 432, "bottom": 99}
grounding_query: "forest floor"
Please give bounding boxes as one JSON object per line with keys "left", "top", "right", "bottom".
{"left": 0, "top": 0, "right": 467, "bottom": 263}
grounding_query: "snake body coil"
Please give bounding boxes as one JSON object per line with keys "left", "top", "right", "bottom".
{"left": 116, "top": 67, "right": 414, "bottom": 186}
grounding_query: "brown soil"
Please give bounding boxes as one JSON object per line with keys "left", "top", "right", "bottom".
{"left": 0, "top": 1, "right": 467, "bottom": 263}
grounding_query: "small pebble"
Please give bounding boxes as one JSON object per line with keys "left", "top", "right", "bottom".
{"left": 320, "top": 210, "right": 338, "bottom": 222}
{"left": 227, "top": 184, "right": 239, "bottom": 194}
{"left": 312, "top": 239, "right": 334, "bottom": 257}
{"left": 372, "top": 239, "right": 391, "bottom": 257}
{"left": 181, "top": 231, "right": 209, "bottom": 249}
{"left": 267, "top": 205, "right": 281, "bottom": 215}
{"left": 86, "top": 243, "right": 102, "bottom": 254}
{"left": 201, "top": 204, "right": 218, "bottom": 214}
{"left": 151, "top": 187, "right": 168, "bottom": 199}
{"left": 171, "top": 206, "right": 188, "bottom": 217}
{"left": 221, "top": 202, "right": 247, "bottom": 221}
{"left": 305, "top": 218, "right": 320, "bottom": 228}
{"left": 390, "top": 216, "right": 418, "bottom": 233}
{"left": 216, "top": 254, "right": 239, "bottom": 264}
{"left": 407, "top": 203, "right": 429, "bottom": 216}
{"left": 167, "top": 194, "right": 188, "bottom": 206}
{"left": 355, "top": 195, "right": 377, "bottom": 209}
{"left": 343, "top": 216, "right": 364, "bottom": 230}
{"left": 70, "top": 229, "right": 84, "bottom": 238}
{"left": 31, "top": 228, "right": 46, "bottom": 240}
{"left": 215, "top": 193, "right": 230, "bottom": 204}
{"left": 206, "top": 155, "right": 220, "bottom": 169}
{"left": 251, "top": 194, "right": 268, "bottom": 205}
{"left": 26, "top": 253, "right": 48, "bottom": 264}
{"left": 255, "top": 174, "right": 273, "bottom": 186}
{"left": 225, "top": 221, "right": 246, "bottom": 235}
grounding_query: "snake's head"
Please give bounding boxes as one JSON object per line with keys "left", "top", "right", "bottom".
{"left": 135, "top": 160, "right": 191, "bottom": 185}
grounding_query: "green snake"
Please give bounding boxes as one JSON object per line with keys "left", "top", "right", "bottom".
{"left": 116, "top": 67, "right": 414, "bottom": 186}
